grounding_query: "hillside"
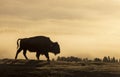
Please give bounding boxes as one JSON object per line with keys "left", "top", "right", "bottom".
{"left": 0, "top": 59, "right": 120, "bottom": 77}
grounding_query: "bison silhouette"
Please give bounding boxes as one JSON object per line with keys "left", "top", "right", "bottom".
{"left": 15, "top": 36, "right": 60, "bottom": 62}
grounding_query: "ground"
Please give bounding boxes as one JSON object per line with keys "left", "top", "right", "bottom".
{"left": 0, "top": 59, "right": 120, "bottom": 77}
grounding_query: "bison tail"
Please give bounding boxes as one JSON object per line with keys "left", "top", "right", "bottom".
{"left": 17, "top": 39, "right": 21, "bottom": 49}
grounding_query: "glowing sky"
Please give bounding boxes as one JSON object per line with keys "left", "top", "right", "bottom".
{"left": 1, "top": 0, "right": 120, "bottom": 59}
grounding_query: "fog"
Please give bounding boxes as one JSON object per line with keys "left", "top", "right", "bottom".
{"left": 1, "top": 24, "right": 120, "bottom": 59}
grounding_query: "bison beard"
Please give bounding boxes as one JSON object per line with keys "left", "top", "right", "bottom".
{"left": 15, "top": 36, "right": 60, "bottom": 62}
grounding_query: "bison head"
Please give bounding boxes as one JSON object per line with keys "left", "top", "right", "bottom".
{"left": 50, "top": 42, "right": 60, "bottom": 55}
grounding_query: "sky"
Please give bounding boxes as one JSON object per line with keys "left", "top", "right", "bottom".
{"left": 1, "top": 0, "right": 120, "bottom": 59}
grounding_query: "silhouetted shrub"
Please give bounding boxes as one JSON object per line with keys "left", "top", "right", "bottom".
{"left": 57, "top": 56, "right": 119, "bottom": 63}
{"left": 94, "top": 58, "right": 102, "bottom": 62}
{"left": 111, "top": 57, "right": 116, "bottom": 63}
{"left": 103, "top": 56, "right": 109, "bottom": 62}
{"left": 57, "top": 56, "right": 82, "bottom": 62}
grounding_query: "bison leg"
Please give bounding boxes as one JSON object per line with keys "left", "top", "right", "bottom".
{"left": 23, "top": 49, "right": 28, "bottom": 60}
{"left": 36, "top": 52, "right": 40, "bottom": 60}
{"left": 15, "top": 48, "right": 22, "bottom": 60}
{"left": 44, "top": 53, "right": 50, "bottom": 62}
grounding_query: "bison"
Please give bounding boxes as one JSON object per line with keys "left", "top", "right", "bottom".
{"left": 15, "top": 36, "right": 60, "bottom": 62}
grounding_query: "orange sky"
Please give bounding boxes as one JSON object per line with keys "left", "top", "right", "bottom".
{"left": 1, "top": 0, "right": 120, "bottom": 59}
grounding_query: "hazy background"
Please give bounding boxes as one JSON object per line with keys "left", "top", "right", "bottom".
{"left": 1, "top": 0, "right": 120, "bottom": 60}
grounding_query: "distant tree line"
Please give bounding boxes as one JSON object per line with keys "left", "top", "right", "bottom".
{"left": 56, "top": 56, "right": 120, "bottom": 63}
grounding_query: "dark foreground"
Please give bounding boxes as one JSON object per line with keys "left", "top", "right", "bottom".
{"left": 0, "top": 59, "right": 120, "bottom": 77}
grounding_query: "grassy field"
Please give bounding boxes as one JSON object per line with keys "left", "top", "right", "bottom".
{"left": 0, "top": 59, "right": 120, "bottom": 77}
